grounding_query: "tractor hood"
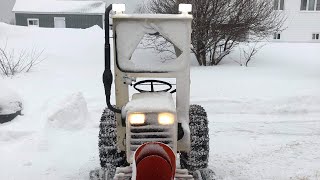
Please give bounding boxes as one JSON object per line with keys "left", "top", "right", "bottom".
{"left": 123, "top": 92, "right": 175, "bottom": 116}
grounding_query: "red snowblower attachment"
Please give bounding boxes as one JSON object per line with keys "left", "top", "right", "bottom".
{"left": 134, "top": 142, "right": 176, "bottom": 180}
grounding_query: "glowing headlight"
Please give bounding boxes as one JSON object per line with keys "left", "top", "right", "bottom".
{"left": 128, "top": 113, "right": 145, "bottom": 125}
{"left": 158, "top": 113, "right": 175, "bottom": 125}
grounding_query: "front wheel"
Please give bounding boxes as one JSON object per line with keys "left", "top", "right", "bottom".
{"left": 180, "top": 104, "right": 210, "bottom": 173}
{"left": 98, "top": 107, "right": 127, "bottom": 179}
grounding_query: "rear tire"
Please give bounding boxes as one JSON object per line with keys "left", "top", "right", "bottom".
{"left": 98, "top": 107, "right": 127, "bottom": 179}
{"left": 180, "top": 104, "right": 210, "bottom": 173}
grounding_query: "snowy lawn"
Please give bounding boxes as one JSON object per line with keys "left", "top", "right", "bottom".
{"left": 0, "top": 23, "right": 320, "bottom": 180}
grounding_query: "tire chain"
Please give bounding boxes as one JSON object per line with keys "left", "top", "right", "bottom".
{"left": 98, "top": 108, "right": 127, "bottom": 178}
{"left": 180, "top": 104, "right": 210, "bottom": 173}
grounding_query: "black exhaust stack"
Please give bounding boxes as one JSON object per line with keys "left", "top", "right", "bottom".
{"left": 103, "top": 4, "right": 121, "bottom": 114}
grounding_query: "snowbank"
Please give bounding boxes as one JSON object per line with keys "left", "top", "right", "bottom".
{"left": 0, "top": 85, "right": 22, "bottom": 115}
{"left": 47, "top": 92, "right": 89, "bottom": 130}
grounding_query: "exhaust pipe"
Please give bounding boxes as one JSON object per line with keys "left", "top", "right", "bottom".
{"left": 133, "top": 142, "right": 176, "bottom": 180}
{"left": 103, "top": 4, "right": 121, "bottom": 114}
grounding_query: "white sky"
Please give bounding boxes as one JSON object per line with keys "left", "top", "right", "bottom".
{"left": 0, "top": 0, "right": 15, "bottom": 22}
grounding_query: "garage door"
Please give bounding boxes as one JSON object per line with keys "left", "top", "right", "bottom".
{"left": 54, "top": 17, "right": 66, "bottom": 28}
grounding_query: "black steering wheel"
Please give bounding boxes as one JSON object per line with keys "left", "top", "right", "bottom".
{"left": 133, "top": 80, "right": 176, "bottom": 93}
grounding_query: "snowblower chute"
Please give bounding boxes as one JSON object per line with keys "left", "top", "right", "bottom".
{"left": 90, "top": 3, "right": 215, "bottom": 180}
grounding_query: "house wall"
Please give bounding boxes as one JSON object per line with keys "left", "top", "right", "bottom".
{"left": 274, "top": 0, "right": 320, "bottom": 42}
{"left": 15, "top": 13, "right": 103, "bottom": 29}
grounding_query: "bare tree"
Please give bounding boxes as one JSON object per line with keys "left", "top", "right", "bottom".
{"left": 0, "top": 40, "right": 46, "bottom": 77}
{"left": 9, "top": 18, "right": 15, "bottom": 25}
{"left": 232, "top": 42, "right": 266, "bottom": 66}
{"left": 243, "top": 42, "right": 265, "bottom": 67}
{"left": 142, "top": 0, "right": 285, "bottom": 66}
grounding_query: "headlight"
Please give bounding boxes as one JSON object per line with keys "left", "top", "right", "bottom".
{"left": 158, "top": 113, "right": 175, "bottom": 125}
{"left": 128, "top": 113, "right": 145, "bottom": 125}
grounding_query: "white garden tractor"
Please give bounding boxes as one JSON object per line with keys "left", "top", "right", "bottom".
{"left": 90, "top": 4, "right": 214, "bottom": 180}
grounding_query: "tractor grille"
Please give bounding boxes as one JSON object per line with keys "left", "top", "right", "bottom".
{"left": 129, "top": 125, "right": 174, "bottom": 153}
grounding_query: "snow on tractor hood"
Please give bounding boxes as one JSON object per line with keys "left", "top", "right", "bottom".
{"left": 0, "top": 86, "right": 23, "bottom": 115}
{"left": 124, "top": 92, "right": 175, "bottom": 115}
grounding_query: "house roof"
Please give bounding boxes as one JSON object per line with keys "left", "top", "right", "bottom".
{"left": 12, "top": 0, "right": 106, "bottom": 15}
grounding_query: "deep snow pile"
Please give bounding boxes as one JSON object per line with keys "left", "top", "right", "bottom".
{"left": 47, "top": 92, "right": 89, "bottom": 130}
{"left": 0, "top": 85, "right": 22, "bottom": 115}
{"left": 0, "top": 22, "right": 320, "bottom": 180}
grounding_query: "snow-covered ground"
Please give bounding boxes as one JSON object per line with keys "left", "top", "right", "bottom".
{"left": 0, "top": 23, "right": 320, "bottom": 180}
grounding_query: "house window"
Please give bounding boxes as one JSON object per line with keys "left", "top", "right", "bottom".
{"left": 274, "top": 0, "right": 284, "bottom": 10}
{"left": 27, "top": 18, "right": 39, "bottom": 27}
{"left": 312, "top": 33, "right": 320, "bottom": 40}
{"left": 301, "top": 0, "right": 320, "bottom": 11}
{"left": 273, "top": 33, "right": 281, "bottom": 40}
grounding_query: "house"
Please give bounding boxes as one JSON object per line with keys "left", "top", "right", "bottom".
{"left": 273, "top": 0, "right": 320, "bottom": 42}
{"left": 12, "top": 0, "right": 106, "bottom": 29}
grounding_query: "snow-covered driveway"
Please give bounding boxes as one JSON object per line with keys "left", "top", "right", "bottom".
{"left": 0, "top": 23, "right": 319, "bottom": 180}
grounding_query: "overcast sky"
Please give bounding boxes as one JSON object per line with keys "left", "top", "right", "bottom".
{"left": 0, "top": 0, "right": 145, "bottom": 23}
{"left": 0, "top": 0, "right": 15, "bottom": 22}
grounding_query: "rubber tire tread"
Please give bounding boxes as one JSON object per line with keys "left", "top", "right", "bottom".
{"left": 98, "top": 107, "right": 127, "bottom": 179}
{"left": 180, "top": 104, "right": 210, "bottom": 173}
